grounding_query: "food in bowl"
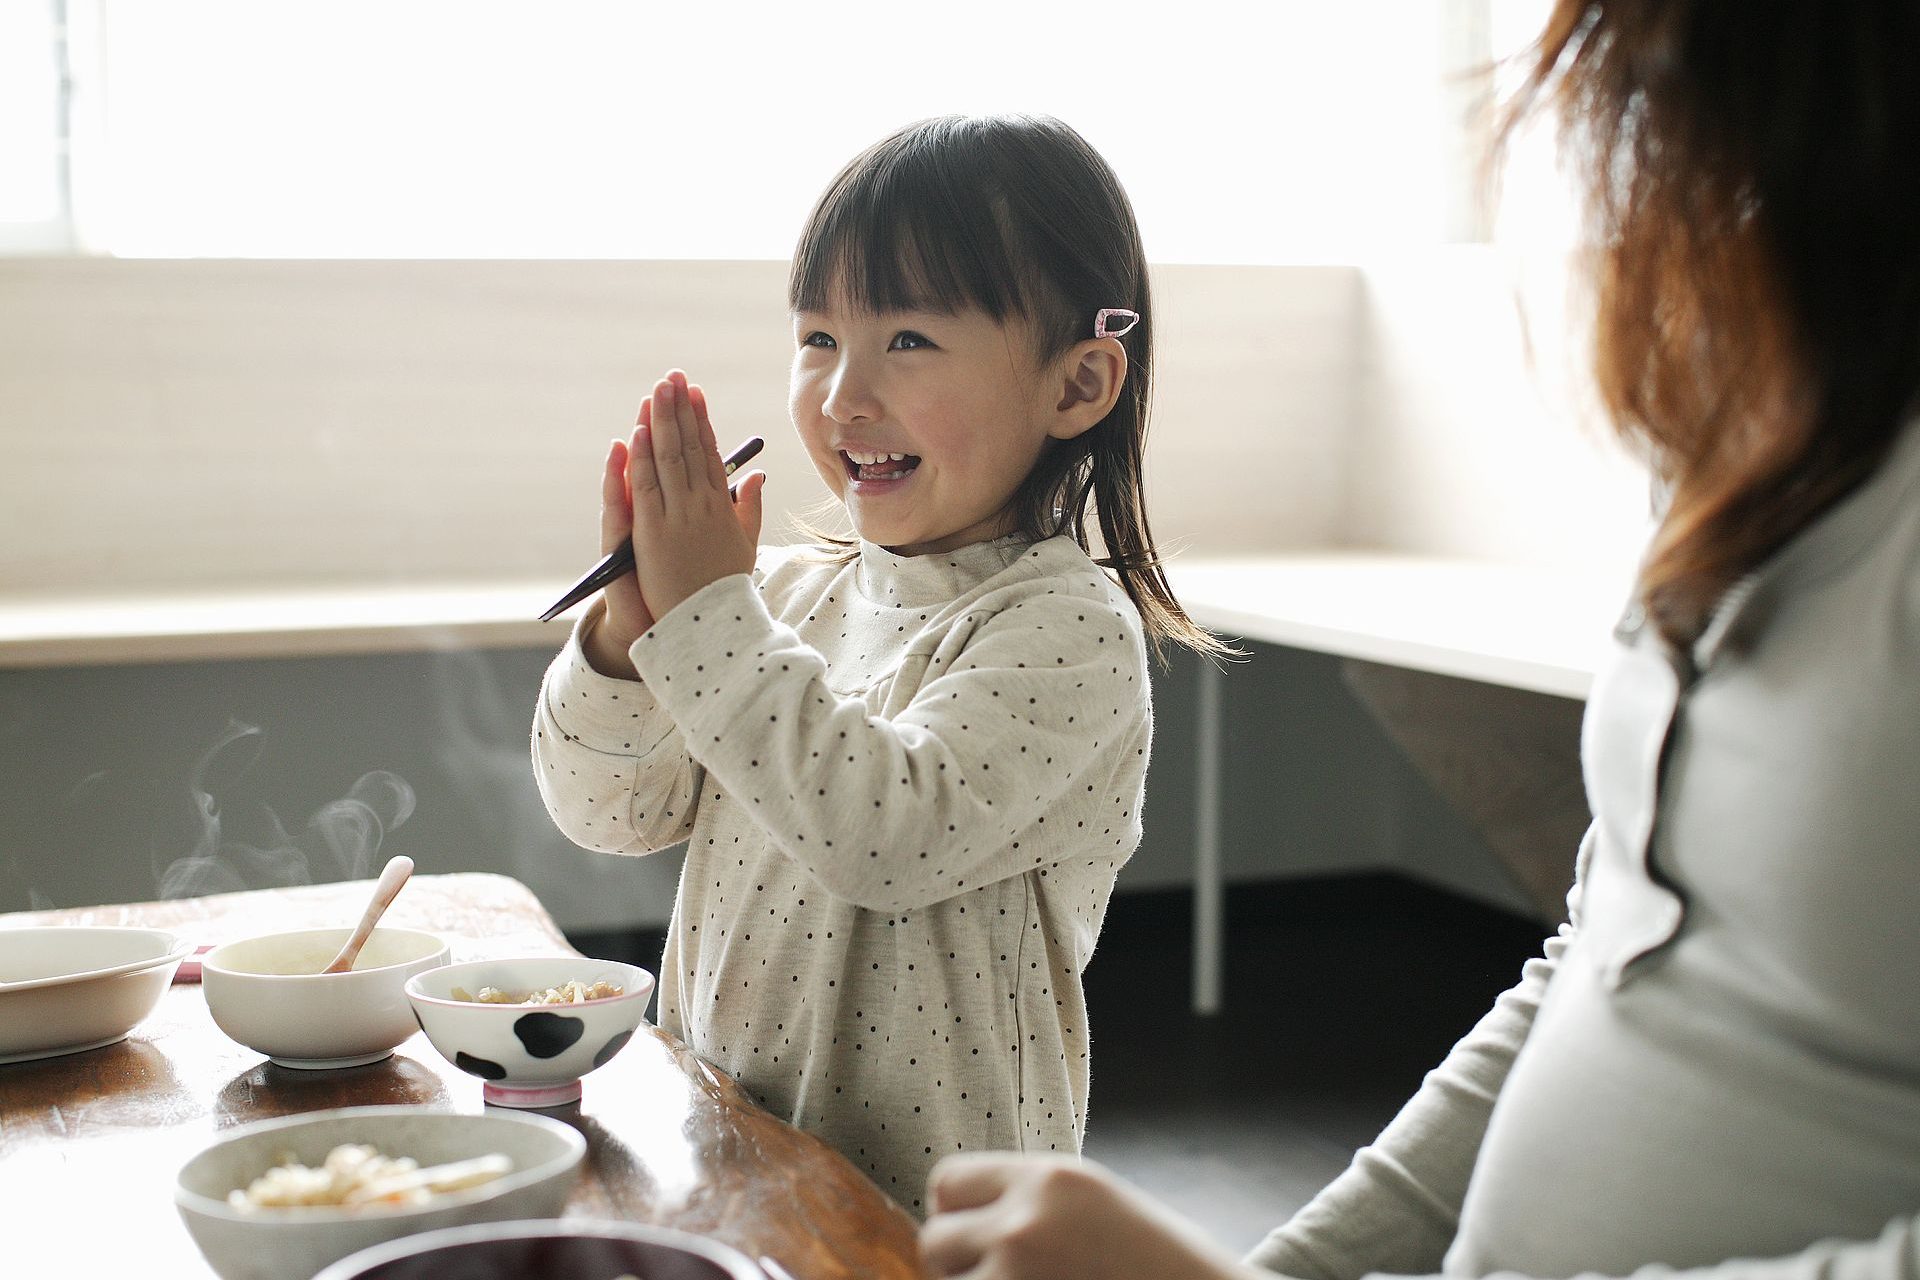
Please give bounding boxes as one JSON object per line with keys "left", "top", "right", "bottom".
{"left": 450, "top": 979, "right": 623, "bottom": 1005}
{"left": 201, "top": 927, "right": 449, "bottom": 1069}
{"left": 407, "top": 957, "right": 654, "bottom": 1109}
{"left": 175, "top": 1106, "right": 585, "bottom": 1280}
{"left": 228, "top": 1143, "right": 512, "bottom": 1210}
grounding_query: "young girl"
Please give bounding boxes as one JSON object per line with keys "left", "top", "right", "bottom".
{"left": 532, "top": 114, "right": 1223, "bottom": 1213}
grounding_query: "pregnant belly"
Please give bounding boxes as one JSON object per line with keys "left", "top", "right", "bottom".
{"left": 1446, "top": 941, "right": 1920, "bottom": 1278}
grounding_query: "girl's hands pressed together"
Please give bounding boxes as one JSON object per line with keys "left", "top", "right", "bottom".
{"left": 627, "top": 370, "right": 766, "bottom": 621}
{"left": 581, "top": 371, "right": 766, "bottom": 680}
{"left": 582, "top": 428, "right": 654, "bottom": 679}
{"left": 920, "top": 1154, "right": 1264, "bottom": 1280}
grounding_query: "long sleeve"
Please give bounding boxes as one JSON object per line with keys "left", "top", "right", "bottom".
{"left": 1246, "top": 828, "right": 1594, "bottom": 1280}
{"left": 530, "top": 536, "right": 1152, "bottom": 1213}
{"left": 1258, "top": 422, "right": 1920, "bottom": 1280}
{"left": 531, "top": 604, "right": 704, "bottom": 855}
{"left": 1244, "top": 931, "right": 1567, "bottom": 1279}
{"left": 625, "top": 566, "right": 1149, "bottom": 913}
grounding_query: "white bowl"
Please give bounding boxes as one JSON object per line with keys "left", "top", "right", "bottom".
{"left": 175, "top": 1105, "right": 587, "bottom": 1280}
{"left": 203, "top": 927, "right": 450, "bottom": 1069}
{"left": 313, "top": 1219, "right": 770, "bottom": 1280}
{"left": 406, "top": 957, "right": 654, "bottom": 1109}
{"left": 0, "top": 925, "right": 191, "bottom": 1064}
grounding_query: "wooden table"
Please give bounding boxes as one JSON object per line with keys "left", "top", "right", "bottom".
{"left": 0, "top": 873, "right": 926, "bottom": 1279}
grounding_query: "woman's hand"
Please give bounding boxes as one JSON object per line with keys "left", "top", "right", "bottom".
{"left": 626, "top": 369, "right": 766, "bottom": 623}
{"left": 920, "top": 1154, "right": 1264, "bottom": 1280}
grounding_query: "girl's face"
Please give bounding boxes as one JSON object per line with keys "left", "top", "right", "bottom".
{"left": 788, "top": 300, "right": 1069, "bottom": 557}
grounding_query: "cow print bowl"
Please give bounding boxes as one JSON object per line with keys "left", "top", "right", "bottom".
{"left": 405, "top": 957, "right": 654, "bottom": 1109}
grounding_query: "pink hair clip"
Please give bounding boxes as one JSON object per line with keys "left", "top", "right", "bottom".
{"left": 1093, "top": 307, "right": 1140, "bottom": 339}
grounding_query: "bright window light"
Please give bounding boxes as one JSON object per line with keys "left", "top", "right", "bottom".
{"left": 0, "top": 0, "right": 66, "bottom": 247}
{"left": 86, "top": 0, "right": 1460, "bottom": 262}
{"left": 1487, "top": 0, "right": 1579, "bottom": 249}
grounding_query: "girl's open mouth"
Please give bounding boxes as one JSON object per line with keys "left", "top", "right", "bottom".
{"left": 843, "top": 450, "right": 921, "bottom": 483}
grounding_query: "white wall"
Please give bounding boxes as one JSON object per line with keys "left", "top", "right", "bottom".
{"left": 0, "top": 259, "right": 1361, "bottom": 596}
{"left": 1346, "top": 248, "right": 1652, "bottom": 579}
{"left": 0, "top": 254, "right": 1648, "bottom": 594}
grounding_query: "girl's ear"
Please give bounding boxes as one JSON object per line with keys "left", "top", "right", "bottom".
{"left": 1048, "top": 338, "right": 1128, "bottom": 440}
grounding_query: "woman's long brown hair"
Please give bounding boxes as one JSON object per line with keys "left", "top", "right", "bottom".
{"left": 1499, "top": 1, "right": 1920, "bottom": 646}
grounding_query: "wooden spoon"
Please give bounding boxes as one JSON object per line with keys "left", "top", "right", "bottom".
{"left": 320, "top": 855, "right": 414, "bottom": 974}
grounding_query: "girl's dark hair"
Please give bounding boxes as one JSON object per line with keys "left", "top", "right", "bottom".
{"left": 788, "top": 113, "right": 1229, "bottom": 663}
{"left": 1499, "top": 1, "right": 1920, "bottom": 647}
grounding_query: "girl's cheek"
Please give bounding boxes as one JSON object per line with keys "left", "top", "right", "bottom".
{"left": 787, "top": 360, "right": 814, "bottom": 404}
{"left": 788, "top": 355, "right": 816, "bottom": 405}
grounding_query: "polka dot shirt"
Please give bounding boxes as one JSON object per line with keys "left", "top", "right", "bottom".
{"left": 532, "top": 535, "right": 1152, "bottom": 1215}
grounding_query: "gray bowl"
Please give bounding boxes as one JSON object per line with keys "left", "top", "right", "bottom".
{"left": 313, "top": 1219, "right": 772, "bottom": 1279}
{"left": 175, "top": 1106, "right": 586, "bottom": 1280}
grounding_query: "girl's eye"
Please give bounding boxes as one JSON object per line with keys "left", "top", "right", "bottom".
{"left": 801, "top": 331, "right": 836, "bottom": 350}
{"left": 888, "top": 330, "right": 934, "bottom": 351}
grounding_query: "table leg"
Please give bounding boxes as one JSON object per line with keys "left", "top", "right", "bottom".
{"left": 1193, "top": 658, "right": 1224, "bottom": 1015}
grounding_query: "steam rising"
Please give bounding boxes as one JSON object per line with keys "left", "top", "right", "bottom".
{"left": 152, "top": 719, "right": 415, "bottom": 899}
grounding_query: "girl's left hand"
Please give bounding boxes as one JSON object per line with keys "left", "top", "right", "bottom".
{"left": 626, "top": 369, "right": 767, "bottom": 624}
{"left": 919, "top": 1154, "right": 1266, "bottom": 1280}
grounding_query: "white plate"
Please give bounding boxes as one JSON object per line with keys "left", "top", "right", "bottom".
{"left": 0, "top": 926, "right": 190, "bottom": 1063}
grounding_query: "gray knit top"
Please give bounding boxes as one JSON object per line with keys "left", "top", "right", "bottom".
{"left": 1251, "top": 419, "right": 1920, "bottom": 1280}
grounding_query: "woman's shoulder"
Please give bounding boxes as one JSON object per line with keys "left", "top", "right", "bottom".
{"left": 1718, "top": 416, "right": 1920, "bottom": 673}
{"left": 1783, "top": 417, "right": 1920, "bottom": 624}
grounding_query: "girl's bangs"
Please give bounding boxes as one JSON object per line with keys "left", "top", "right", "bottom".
{"left": 789, "top": 165, "right": 1028, "bottom": 321}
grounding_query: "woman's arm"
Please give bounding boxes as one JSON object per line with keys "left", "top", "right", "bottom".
{"left": 1247, "top": 826, "right": 1592, "bottom": 1277}
{"left": 914, "top": 831, "right": 1594, "bottom": 1280}
{"left": 1244, "top": 900, "right": 1573, "bottom": 1279}
{"left": 920, "top": 1157, "right": 1920, "bottom": 1280}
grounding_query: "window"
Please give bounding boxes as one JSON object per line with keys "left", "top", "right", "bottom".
{"left": 1487, "top": 0, "right": 1579, "bottom": 249}
{"left": 0, "top": 0, "right": 72, "bottom": 252}
{"left": 16, "top": 1, "right": 1551, "bottom": 262}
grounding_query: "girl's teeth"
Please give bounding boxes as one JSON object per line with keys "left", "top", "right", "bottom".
{"left": 844, "top": 449, "right": 918, "bottom": 480}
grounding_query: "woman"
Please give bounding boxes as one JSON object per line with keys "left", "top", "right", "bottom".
{"left": 917, "top": 1, "right": 1920, "bottom": 1277}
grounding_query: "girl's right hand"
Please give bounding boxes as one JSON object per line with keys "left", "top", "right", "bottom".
{"left": 580, "top": 408, "right": 656, "bottom": 680}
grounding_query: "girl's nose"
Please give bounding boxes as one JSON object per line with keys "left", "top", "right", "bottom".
{"left": 821, "top": 361, "right": 880, "bottom": 424}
